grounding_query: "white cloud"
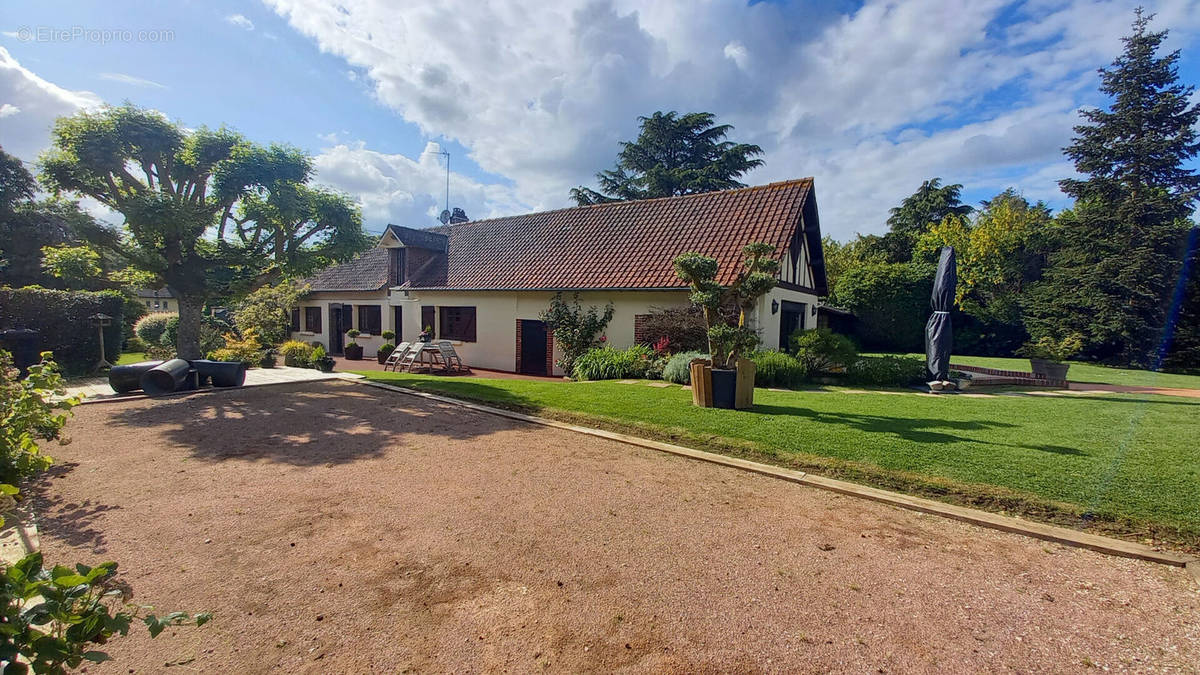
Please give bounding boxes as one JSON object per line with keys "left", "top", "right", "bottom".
{"left": 0, "top": 46, "right": 102, "bottom": 162}
{"left": 99, "top": 72, "right": 167, "bottom": 89}
{"left": 313, "top": 141, "right": 530, "bottom": 232}
{"left": 225, "top": 14, "right": 255, "bottom": 31}
{"left": 266, "top": 0, "right": 1200, "bottom": 239}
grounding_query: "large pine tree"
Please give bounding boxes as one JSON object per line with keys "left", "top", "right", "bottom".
{"left": 1025, "top": 9, "right": 1199, "bottom": 367}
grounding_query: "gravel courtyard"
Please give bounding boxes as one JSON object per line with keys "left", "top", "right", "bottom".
{"left": 33, "top": 380, "right": 1199, "bottom": 673}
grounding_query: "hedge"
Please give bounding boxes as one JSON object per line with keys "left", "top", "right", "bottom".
{"left": 0, "top": 287, "right": 124, "bottom": 376}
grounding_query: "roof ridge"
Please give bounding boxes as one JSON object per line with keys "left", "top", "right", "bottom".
{"left": 405, "top": 178, "right": 814, "bottom": 233}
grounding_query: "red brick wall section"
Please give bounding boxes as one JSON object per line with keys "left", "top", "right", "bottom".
{"left": 515, "top": 319, "right": 523, "bottom": 373}
{"left": 546, "top": 330, "right": 555, "bottom": 377}
{"left": 634, "top": 314, "right": 649, "bottom": 345}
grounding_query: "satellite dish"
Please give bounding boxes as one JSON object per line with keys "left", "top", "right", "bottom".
{"left": 439, "top": 209, "right": 452, "bottom": 225}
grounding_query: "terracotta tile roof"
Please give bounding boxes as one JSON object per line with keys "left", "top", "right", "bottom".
{"left": 306, "top": 246, "right": 390, "bottom": 292}
{"left": 308, "top": 179, "right": 827, "bottom": 294}
{"left": 412, "top": 178, "right": 823, "bottom": 292}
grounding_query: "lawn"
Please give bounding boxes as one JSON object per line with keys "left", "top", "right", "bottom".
{"left": 355, "top": 370, "right": 1200, "bottom": 549}
{"left": 871, "top": 353, "right": 1200, "bottom": 389}
{"left": 116, "top": 351, "right": 147, "bottom": 365}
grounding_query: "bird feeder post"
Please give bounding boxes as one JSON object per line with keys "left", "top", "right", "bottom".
{"left": 90, "top": 312, "right": 113, "bottom": 371}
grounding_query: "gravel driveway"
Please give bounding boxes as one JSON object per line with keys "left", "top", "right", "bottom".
{"left": 33, "top": 380, "right": 1199, "bottom": 673}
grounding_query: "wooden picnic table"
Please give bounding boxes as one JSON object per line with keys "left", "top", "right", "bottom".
{"left": 404, "top": 342, "right": 444, "bottom": 372}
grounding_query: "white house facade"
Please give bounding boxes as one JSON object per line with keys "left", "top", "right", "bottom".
{"left": 294, "top": 179, "right": 829, "bottom": 376}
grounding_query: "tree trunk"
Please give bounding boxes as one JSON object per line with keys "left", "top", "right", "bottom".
{"left": 176, "top": 296, "right": 205, "bottom": 360}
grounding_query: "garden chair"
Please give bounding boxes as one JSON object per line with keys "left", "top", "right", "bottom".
{"left": 436, "top": 340, "right": 465, "bottom": 372}
{"left": 398, "top": 343, "right": 426, "bottom": 372}
{"left": 382, "top": 342, "right": 411, "bottom": 372}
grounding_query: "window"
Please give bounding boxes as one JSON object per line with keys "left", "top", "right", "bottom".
{"left": 145, "top": 300, "right": 151, "bottom": 307}
{"left": 421, "top": 306, "right": 436, "bottom": 336}
{"left": 359, "top": 305, "right": 382, "bottom": 335}
{"left": 439, "top": 306, "right": 477, "bottom": 342}
{"left": 162, "top": 300, "right": 169, "bottom": 310}
{"left": 290, "top": 308, "right": 301, "bottom": 332}
{"left": 304, "top": 306, "right": 322, "bottom": 333}
{"left": 341, "top": 305, "right": 353, "bottom": 332}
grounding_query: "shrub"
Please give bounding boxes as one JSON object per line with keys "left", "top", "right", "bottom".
{"left": 280, "top": 340, "right": 315, "bottom": 367}
{"left": 0, "top": 550, "right": 211, "bottom": 673}
{"left": 663, "top": 351, "right": 707, "bottom": 384}
{"left": 0, "top": 350, "right": 75, "bottom": 484}
{"left": 207, "top": 330, "right": 263, "bottom": 367}
{"left": 381, "top": 330, "right": 396, "bottom": 342}
{"left": 232, "top": 281, "right": 307, "bottom": 348}
{"left": 791, "top": 328, "right": 859, "bottom": 373}
{"left": 123, "top": 336, "right": 148, "bottom": 353}
{"left": 831, "top": 262, "right": 934, "bottom": 352}
{"left": 638, "top": 306, "right": 709, "bottom": 352}
{"left": 0, "top": 288, "right": 124, "bottom": 376}
{"left": 572, "top": 345, "right": 657, "bottom": 381}
{"left": 843, "top": 355, "right": 927, "bottom": 386}
{"left": 750, "top": 350, "right": 811, "bottom": 389}
{"left": 539, "top": 292, "right": 614, "bottom": 376}
{"left": 134, "top": 312, "right": 175, "bottom": 346}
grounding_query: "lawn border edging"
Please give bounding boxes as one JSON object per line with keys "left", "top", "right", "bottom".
{"left": 355, "top": 378, "right": 1199, "bottom": 570}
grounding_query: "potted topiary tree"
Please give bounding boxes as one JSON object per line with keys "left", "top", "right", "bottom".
{"left": 344, "top": 328, "right": 363, "bottom": 360}
{"left": 1019, "top": 333, "right": 1083, "bottom": 381}
{"left": 673, "top": 243, "right": 779, "bottom": 409}
{"left": 377, "top": 330, "right": 397, "bottom": 364}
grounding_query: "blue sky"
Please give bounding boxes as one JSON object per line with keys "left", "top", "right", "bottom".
{"left": 3, "top": 0, "right": 1199, "bottom": 240}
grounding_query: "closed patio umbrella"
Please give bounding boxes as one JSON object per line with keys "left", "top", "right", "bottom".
{"left": 925, "top": 246, "right": 956, "bottom": 384}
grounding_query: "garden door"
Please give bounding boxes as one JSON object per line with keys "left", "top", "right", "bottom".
{"left": 519, "top": 320, "right": 548, "bottom": 376}
{"left": 329, "top": 305, "right": 347, "bottom": 355}
{"left": 778, "top": 301, "right": 806, "bottom": 351}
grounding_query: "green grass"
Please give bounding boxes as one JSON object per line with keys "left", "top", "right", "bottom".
{"left": 355, "top": 370, "right": 1200, "bottom": 550}
{"left": 116, "top": 352, "right": 148, "bottom": 365}
{"left": 867, "top": 353, "right": 1200, "bottom": 389}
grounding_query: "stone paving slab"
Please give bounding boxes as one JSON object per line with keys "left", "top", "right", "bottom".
{"left": 63, "top": 366, "right": 353, "bottom": 402}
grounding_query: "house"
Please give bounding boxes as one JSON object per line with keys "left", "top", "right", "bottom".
{"left": 136, "top": 288, "right": 177, "bottom": 313}
{"left": 294, "top": 178, "right": 828, "bottom": 376}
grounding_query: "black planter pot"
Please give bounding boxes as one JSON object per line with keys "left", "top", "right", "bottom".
{"left": 377, "top": 348, "right": 394, "bottom": 364}
{"left": 315, "top": 357, "right": 335, "bottom": 373}
{"left": 710, "top": 368, "right": 737, "bottom": 409}
{"left": 344, "top": 343, "right": 363, "bottom": 360}
{"left": 1029, "top": 358, "right": 1070, "bottom": 380}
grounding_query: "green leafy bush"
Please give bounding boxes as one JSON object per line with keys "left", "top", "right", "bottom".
{"left": 791, "top": 328, "right": 859, "bottom": 373}
{"left": 207, "top": 330, "right": 263, "bottom": 367}
{"left": 662, "top": 351, "right": 707, "bottom": 384}
{"left": 0, "top": 350, "right": 76, "bottom": 485}
{"left": 0, "top": 288, "right": 124, "bottom": 376}
{"left": 539, "top": 293, "right": 614, "bottom": 376}
{"left": 831, "top": 262, "right": 934, "bottom": 352}
{"left": 280, "top": 340, "right": 315, "bottom": 367}
{"left": 134, "top": 312, "right": 175, "bottom": 346}
{"left": 843, "top": 355, "right": 927, "bottom": 386}
{"left": 0, "top": 550, "right": 210, "bottom": 674}
{"left": 750, "top": 350, "right": 810, "bottom": 388}
{"left": 232, "top": 281, "right": 307, "bottom": 348}
{"left": 572, "top": 345, "right": 657, "bottom": 381}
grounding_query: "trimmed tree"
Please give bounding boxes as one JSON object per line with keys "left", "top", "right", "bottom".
{"left": 672, "top": 243, "right": 779, "bottom": 369}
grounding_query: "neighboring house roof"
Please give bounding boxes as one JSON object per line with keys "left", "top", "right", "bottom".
{"left": 308, "top": 179, "right": 828, "bottom": 295}
{"left": 306, "top": 247, "right": 391, "bottom": 292}
{"left": 135, "top": 288, "right": 174, "bottom": 299}
{"left": 384, "top": 225, "right": 448, "bottom": 252}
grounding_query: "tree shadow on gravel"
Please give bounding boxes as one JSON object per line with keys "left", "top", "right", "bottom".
{"left": 25, "top": 462, "right": 119, "bottom": 554}
{"left": 103, "top": 380, "right": 535, "bottom": 467}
